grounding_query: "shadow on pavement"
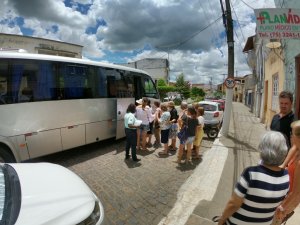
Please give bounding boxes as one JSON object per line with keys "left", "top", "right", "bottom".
{"left": 123, "top": 159, "right": 142, "bottom": 168}
{"left": 176, "top": 159, "right": 202, "bottom": 171}
{"left": 224, "top": 135, "right": 258, "bottom": 153}
{"left": 137, "top": 149, "right": 155, "bottom": 156}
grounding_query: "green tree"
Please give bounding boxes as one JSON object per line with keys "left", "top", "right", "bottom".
{"left": 157, "top": 78, "right": 167, "bottom": 86}
{"left": 175, "top": 73, "right": 190, "bottom": 99}
{"left": 155, "top": 78, "right": 176, "bottom": 101}
{"left": 213, "top": 91, "right": 223, "bottom": 99}
{"left": 191, "top": 87, "right": 205, "bottom": 98}
{"left": 157, "top": 86, "right": 175, "bottom": 101}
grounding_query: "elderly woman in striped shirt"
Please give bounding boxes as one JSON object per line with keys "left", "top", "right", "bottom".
{"left": 218, "top": 131, "right": 290, "bottom": 225}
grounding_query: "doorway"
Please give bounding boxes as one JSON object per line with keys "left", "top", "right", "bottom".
{"left": 296, "top": 58, "right": 300, "bottom": 119}
{"left": 262, "top": 80, "right": 268, "bottom": 124}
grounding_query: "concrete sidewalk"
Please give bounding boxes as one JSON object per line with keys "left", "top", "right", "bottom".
{"left": 158, "top": 102, "right": 300, "bottom": 225}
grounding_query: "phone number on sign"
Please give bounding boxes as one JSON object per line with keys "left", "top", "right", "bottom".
{"left": 269, "top": 32, "right": 300, "bottom": 39}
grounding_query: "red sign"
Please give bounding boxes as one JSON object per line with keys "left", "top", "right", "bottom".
{"left": 224, "top": 77, "right": 235, "bottom": 89}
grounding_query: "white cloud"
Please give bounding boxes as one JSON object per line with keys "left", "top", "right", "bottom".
{"left": 72, "top": 0, "right": 93, "bottom": 4}
{"left": 0, "top": 0, "right": 276, "bottom": 85}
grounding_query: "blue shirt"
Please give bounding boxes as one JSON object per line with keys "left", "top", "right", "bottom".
{"left": 159, "top": 111, "right": 171, "bottom": 130}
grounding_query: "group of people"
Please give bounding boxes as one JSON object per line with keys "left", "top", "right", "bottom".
{"left": 218, "top": 91, "right": 300, "bottom": 224}
{"left": 125, "top": 91, "right": 300, "bottom": 224}
{"left": 124, "top": 97, "right": 205, "bottom": 164}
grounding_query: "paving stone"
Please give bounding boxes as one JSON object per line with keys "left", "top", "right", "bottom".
{"left": 37, "top": 136, "right": 214, "bottom": 225}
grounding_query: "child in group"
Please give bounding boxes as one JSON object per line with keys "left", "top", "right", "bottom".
{"left": 146, "top": 100, "right": 155, "bottom": 148}
{"left": 193, "top": 107, "right": 205, "bottom": 159}
{"left": 168, "top": 101, "right": 178, "bottom": 151}
{"left": 153, "top": 101, "right": 162, "bottom": 148}
{"left": 177, "top": 106, "right": 199, "bottom": 163}
{"left": 157, "top": 103, "right": 171, "bottom": 155}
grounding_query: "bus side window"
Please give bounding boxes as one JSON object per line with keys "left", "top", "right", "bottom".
{"left": 96, "top": 67, "right": 107, "bottom": 98}
{"left": 107, "top": 76, "right": 116, "bottom": 97}
{"left": 124, "top": 72, "right": 134, "bottom": 97}
{"left": 0, "top": 83, "right": 6, "bottom": 104}
{"left": 19, "top": 87, "right": 33, "bottom": 102}
{"left": 116, "top": 72, "right": 129, "bottom": 98}
{"left": 62, "top": 64, "right": 86, "bottom": 99}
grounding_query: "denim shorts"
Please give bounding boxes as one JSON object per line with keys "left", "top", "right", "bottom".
{"left": 140, "top": 124, "right": 150, "bottom": 132}
{"left": 168, "top": 124, "right": 178, "bottom": 139}
{"left": 185, "top": 136, "right": 195, "bottom": 144}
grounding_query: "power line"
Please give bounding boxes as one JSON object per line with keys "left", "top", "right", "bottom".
{"left": 234, "top": 29, "right": 248, "bottom": 64}
{"left": 231, "top": 2, "right": 245, "bottom": 42}
{"left": 204, "top": 1, "right": 221, "bottom": 47}
{"left": 240, "top": 0, "right": 254, "bottom": 9}
{"left": 155, "top": 16, "right": 222, "bottom": 49}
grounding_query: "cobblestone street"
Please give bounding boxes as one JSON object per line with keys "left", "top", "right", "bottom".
{"left": 37, "top": 137, "right": 213, "bottom": 225}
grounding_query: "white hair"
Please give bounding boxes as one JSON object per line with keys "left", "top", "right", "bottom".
{"left": 259, "top": 131, "right": 288, "bottom": 166}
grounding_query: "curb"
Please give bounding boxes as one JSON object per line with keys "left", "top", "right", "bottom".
{"left": 157, "top": 137, "right": 230, "bottom": 225}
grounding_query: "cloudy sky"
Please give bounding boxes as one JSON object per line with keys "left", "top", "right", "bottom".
{"left": 1, "top": 0, "right": 275, "bottom": 85}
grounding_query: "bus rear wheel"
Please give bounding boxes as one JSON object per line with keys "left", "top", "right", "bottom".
{"left": 0, "top": 146, "right": 16, "bottom": 163}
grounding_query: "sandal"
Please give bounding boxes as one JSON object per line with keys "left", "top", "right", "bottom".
{"left": 212, "top": 216, "right": 220, "bottom": 222}
{"left": 282, "top": 211, "right": 295, "bottom": 224}
{"left": 158, "top": 151, "right": 168, "bottom": 155}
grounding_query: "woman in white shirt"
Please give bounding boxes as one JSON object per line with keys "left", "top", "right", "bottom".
{"left": 135, "top": 97, "right": 152, "bottom": 151}
{"left": 146, "top": 100, "right": 155, "bottom": 147}
{"left": 157, "top": 103, "right": 171, "bottom": 155}
{"left": 124, "top": 103, "right": 141, "bottom": 162}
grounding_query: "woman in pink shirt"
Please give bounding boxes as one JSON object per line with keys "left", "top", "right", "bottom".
{"left": 135, "top": 97, "right": 152, "bottom": 151}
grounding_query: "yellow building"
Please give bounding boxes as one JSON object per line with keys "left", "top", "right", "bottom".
{"left": 262, "top": 48, "right": 285, "bottom": 126}
{"left": 219, "top": 76, "right": 245, "bottom": 102}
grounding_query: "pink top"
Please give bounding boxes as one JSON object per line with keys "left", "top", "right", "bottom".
{"left": 135, "top": 106, "right": 152, "bottom": 125}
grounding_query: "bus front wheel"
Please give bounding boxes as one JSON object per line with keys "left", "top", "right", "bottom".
{"left": 0, "top": 146, "right": 16, "bottom": 163}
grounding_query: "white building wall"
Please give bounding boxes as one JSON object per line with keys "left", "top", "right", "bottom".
{"left": 122, "top": 58, "right": 169, "bottom": 81}
{"left": 0, "top": 33, "right": 82, "bottom": 58}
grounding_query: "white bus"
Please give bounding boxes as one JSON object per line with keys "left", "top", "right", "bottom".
{"left": 0, "top": 52, "right": 159, "bottom": 162}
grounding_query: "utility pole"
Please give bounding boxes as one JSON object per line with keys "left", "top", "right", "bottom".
{"left": 220, "top": 0, "right": 234, "bottom": 136}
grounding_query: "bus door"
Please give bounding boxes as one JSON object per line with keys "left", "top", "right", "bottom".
{"left": 116, "top": 98, "right": 134, "bottom": 139}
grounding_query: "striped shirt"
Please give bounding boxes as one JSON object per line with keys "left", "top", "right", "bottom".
{"left": 227, "top": 165, "right": 289, "bottom": 225}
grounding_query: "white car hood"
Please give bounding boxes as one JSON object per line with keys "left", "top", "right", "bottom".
{"left": 10, "top": 163, "right": 99, "bottom": 225}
